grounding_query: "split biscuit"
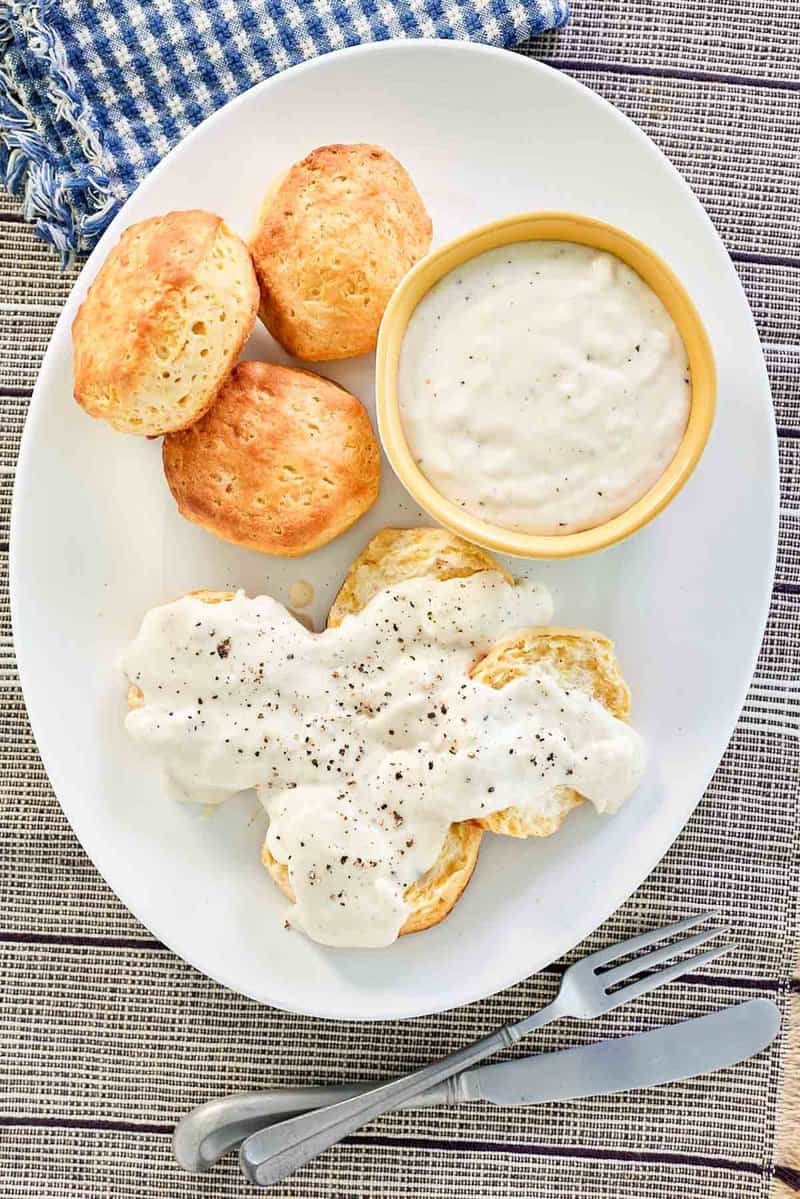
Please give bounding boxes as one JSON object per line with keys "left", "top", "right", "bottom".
{"left": 470, "top": 628, "right": 631, "bottom": 837}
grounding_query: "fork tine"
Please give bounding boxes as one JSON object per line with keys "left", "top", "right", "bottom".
{"left": 578, "top": 912, "right": 715, "bottom": 972}
{"left": 599, "top": 926, "right": 728, "bottom": 988}
{"left": 602, "top": 944, "right": 734, "bottom": 1012}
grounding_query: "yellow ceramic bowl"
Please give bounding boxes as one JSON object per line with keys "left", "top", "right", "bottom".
{"left": 376, "top": 212, "right": 716, "bottom": 559}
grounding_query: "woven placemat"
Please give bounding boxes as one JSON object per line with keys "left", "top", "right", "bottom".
{"left": 1, "top": 2, "right": 799, "bottom": 1195}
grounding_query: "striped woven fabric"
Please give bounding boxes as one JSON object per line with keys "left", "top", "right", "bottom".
{"left": 1, "top": 2, "right": 799, "bottom": 1197}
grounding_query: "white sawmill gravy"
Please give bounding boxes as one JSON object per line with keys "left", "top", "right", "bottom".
{"left": 399, "top": 241, "right": 691, "bottom": 535}
{"left": 122, "top": 575, "right": 645, "bottom": 947}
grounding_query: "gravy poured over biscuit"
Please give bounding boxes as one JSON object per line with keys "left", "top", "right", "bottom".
{"left": 122, "top": 574, "right": 645, "bottom": 948}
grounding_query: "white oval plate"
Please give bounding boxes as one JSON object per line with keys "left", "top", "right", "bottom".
{"left": 11, "top": 41, "right": 777, "bottom": 1020}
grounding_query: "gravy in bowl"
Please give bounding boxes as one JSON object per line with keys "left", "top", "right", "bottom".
{"left": 398, "top": 241, "right": 691, "bottom": 536}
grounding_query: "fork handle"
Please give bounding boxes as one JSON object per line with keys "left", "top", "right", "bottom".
{"left": 239, "top": 1002, "right": 561, "bottom": 1187}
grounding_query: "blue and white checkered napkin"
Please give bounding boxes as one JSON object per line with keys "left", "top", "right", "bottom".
{"left": 0, "top": 0, "right": 568, "bottom": 260}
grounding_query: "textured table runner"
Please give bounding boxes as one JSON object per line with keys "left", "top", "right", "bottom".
{"left": 2, "top": 2, "right": 799, "bottom": 1196}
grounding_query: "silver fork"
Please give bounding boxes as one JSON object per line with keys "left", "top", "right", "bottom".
{"left": 240, "top": 912, "right": 732, "bottom": 1186}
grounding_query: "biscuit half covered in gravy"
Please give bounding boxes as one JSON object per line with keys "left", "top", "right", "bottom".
{"left": 328, "top": 527, "right": 632, "bottom": 839}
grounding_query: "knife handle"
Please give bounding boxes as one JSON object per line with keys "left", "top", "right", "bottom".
{"left": 174, "top": 1078, "right": 458, "bottom": 1173}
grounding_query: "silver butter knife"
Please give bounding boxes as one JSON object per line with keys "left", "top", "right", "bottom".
{"left": 175, "top": 999, "right": 778, "bottom": 1174}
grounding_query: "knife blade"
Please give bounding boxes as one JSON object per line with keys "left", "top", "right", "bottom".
{"left": 174, "top": 999, "right": 779, "bottom": 1173}
{"left": 455, "top": 997, "right": 779, "bottom": 1105}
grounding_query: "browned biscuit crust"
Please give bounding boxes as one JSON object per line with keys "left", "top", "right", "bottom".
{"left": 162, "top": 361, "right": 380, "bottom": 556}
{"left": 251, "top": 144, "right": 433, "bottom": 361}
{"left": 72, "top": 211, "right": 259, "bottom": 436}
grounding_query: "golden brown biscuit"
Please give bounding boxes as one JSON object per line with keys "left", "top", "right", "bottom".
{"left": 162, "top": 361, "right": 380, "bottom": 557}
{"left": 262, "top": 819, "right": 482, "bottom": 937}
{"left": 72, "top": 211, "right": 259, "bottom": 436}
{"left": 327, "top": 527, "right": 632, "bottom": 839}
{"left": 327, "top": 527, "right": 512, "bottom": 628}
{"left": 251, "top": 144, "right": 432, "bottom": 361}
{"left": 471, "top": 627, "right": 631, "bottom": 837}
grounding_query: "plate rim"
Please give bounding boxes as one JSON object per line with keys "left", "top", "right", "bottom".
{"left": 10, "top": 38, "right": 779, "bottom": 1020}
